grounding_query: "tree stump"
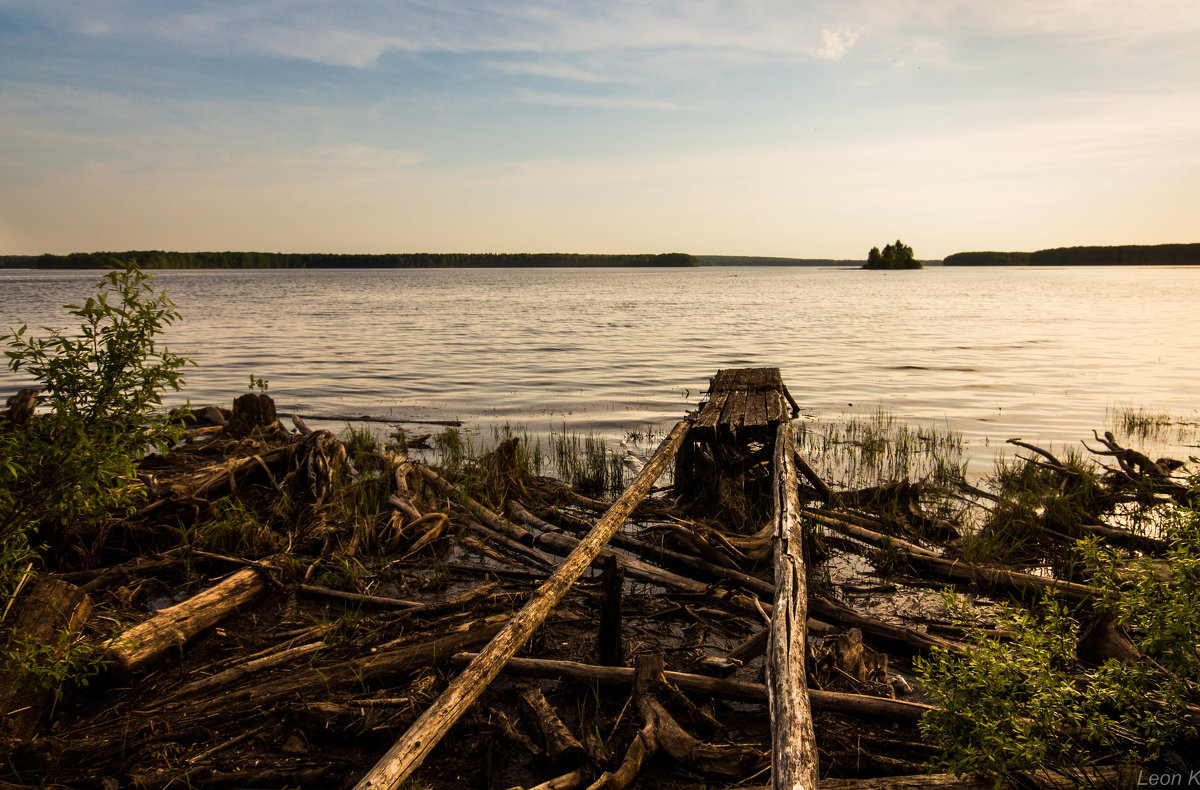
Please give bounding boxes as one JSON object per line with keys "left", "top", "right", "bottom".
{"left": 2, "top": 388, "right": 38, "bottom": 426}
{"left": 223, "top": 393, "right": 278, "bottom": 438}
{"left": 0, "top": 578, "right": 92, "bottom": 740}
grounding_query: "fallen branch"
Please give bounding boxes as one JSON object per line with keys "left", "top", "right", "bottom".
{"left": 450, "top": 653, "right": 935, "bottom": 723}
{"left": 417, "top": 463, "right": 532, "bottom": 544}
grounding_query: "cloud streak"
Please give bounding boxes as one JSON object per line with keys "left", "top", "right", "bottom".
{"left": 516, "top": 90, "right": 692, "bottom": 111}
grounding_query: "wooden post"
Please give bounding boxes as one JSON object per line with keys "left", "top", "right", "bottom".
{"left": 766, "top": 421, "right": 819, "bottom": 790}
{"left": 353, "top": 419, "right": 692, "bottom": 790}
{"left": 598, "top": 555, "right": 624, "bottom": 667}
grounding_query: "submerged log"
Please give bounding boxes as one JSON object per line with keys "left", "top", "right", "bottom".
{"left": 765, "top": 421, "right": 818, "bottom": 790}
{"left": 352, "top": 419, "right": 691, "bottom": 790}
{"left": 899, "top": 551, "right": 1103, "bottom": 604}
{"left": 0, "top": 578, "right": 92, "bottom": 740}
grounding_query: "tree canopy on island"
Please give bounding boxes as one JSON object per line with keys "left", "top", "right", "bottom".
{"left": 864, "top": 240, "right": 921, "bottom": 270}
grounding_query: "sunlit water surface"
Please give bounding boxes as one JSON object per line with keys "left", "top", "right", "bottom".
{"left": 2, "top": 266, "right": 1198, "bottom": 478}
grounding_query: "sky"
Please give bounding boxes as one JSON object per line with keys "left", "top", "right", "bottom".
{"left": 1, "top": 1, "right": 1198, "bottom": 259}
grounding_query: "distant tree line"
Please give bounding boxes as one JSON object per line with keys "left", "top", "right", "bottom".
{"left": 0, "top": 251, "right": 700, "bottom": 270}
{"left": 943, "top": 244, "right": 1199, "bottom": 266}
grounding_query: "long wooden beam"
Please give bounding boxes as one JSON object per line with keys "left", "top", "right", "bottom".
{"left": 767, "top": 420, "right": 819, "bottom": 790}
{"left": 352, "top": 419, "right": 692, "bottom": 790}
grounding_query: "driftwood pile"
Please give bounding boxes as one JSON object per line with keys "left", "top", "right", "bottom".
{"left": 0, "top": 390, "right": 1194, "bottom": 789}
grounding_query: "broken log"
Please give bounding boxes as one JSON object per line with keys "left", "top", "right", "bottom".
{"left": 803, "top": 509, "right": 939, "bottom": 558}
{"left": 899, "top": 551, "right": 1104, "bottom": 604}
{"left": 633, "top": 654, "right": 763, "bottom": 779}
{"left": 806, "top": 508, "right": 1103, "bottom": 603}
{"left": 765, "top": 421, "right": 819, "bottom": 790}
{"left": 464, "top": 520, "right": 559, "bottom": 570}
{"left": 352, "top": 419, "right": 691, "bottom": 790}
{"left": 103, "top": 560, "right": 281, "bottom": 677}
{"left": 221, "top": 392, "right": 278, "bottom": 438}
{"left": 517, "top": 683, "right": 588, "bottom": 770}
{"left": 297, "top": 584, "right": 422, "bottom": 609}
{"left": 807, "top": 597, "right": 965, "bottom": 656}
{"left": 744, "top": 765, "right": 1134, "bottom": 790}
{"left": 0, "top": 578, "right": 92, "bottom": 740}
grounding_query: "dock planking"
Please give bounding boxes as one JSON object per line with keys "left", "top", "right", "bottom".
{"left": 692, "top": 367, "right": 797, "bottom": 438}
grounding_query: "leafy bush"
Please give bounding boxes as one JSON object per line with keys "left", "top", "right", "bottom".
{"left": 1, "top": 262, "right": 192, "bottom": 594}
{"left": 918, "top": 505, "right": 1200, "bottom": 781}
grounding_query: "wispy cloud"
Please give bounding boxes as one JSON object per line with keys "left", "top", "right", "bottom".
{"left": 814, "top": 28, "right": 859, "bottom": 60}
{"left": 16, "top": 0, "right": 1200, "bottom": 68}
{"left": 488, "top": 59, "right": 611, "bottom": 84}
{"left": 516, "top": 90, "right": 691, "bottom": 111}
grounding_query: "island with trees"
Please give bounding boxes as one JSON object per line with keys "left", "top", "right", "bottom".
{"left": 863, "top": 240, "right": 922, "bottom": 269}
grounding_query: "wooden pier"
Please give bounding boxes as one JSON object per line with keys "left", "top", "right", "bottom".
{"left": 676, "top": 367, "right": 801, "bottom": 528}
{"left": 689, "top": 367, "right": 800, "bottom": 440}
{"left": 358, "top": 367, "right": 819, "bottom": 790}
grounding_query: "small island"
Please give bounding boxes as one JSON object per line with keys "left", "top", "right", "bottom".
{"left": 863, "top": 240, "right": 922, "bottom": 270}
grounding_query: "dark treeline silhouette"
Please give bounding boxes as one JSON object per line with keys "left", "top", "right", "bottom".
{"left": 944, "top": 244, "right": 1199, "bottom": 267}
{"left": 696, "top": 255, "right": 855, "bottom": 266}
{"left": 0, "top": 251, "right": 699, "bottom": 269}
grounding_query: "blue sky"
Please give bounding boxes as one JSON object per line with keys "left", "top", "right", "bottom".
{"left": 1, "top": 1, "right": 1197, "bottom": 258}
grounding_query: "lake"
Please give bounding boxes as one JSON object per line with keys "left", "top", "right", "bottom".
{"left": 2, "top": 265, "right": 1198, "bottom": 478}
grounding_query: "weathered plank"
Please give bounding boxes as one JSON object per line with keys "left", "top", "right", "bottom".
{"left": 695, "top": 368, "right": 789, "bottom": 436}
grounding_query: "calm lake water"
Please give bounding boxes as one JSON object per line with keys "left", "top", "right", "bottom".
{"left": 2, "top": 265, "right": 1198, "bottom": 477}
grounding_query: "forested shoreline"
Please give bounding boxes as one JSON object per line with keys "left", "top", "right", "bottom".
{"left": 0, "top": 251, "right": 699, "bottom": 269}
{"left": 944, "top": 243, "right": 1200, "bottom": 266}
{"left": 3, "top": 243, "right": 1196, "bottom": 270}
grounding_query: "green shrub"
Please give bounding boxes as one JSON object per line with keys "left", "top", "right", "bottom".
{"left": 919, "top": 509, "right": 1200, "bottom": 782}
{"left": 1, "top": 262, "right": 192, "bottom": 594}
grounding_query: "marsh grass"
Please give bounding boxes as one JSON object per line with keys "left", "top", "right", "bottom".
{"left": 319, "top": 556, "right": 367, "bottom": 592}
{"left": 195, "top": 499, "right": 281, "bottom": 555}
{"left": 434, "top": 427, "right": 470, "bottom": 476}
{"left": 1107, "top": 404, "right": 1200, "bottom": 448}
{"left": 489, "top": 424, "right": 544, "bottom": 480}
{"left": 962, "top": 452, "right": 1077, "bottom": 565}
{"left": 795, "top": 407, "right": 968, "bottom": 530}
{"left": 549, "top": 427, "right": 624, "bottom": 497}
{"left": 341, "top": 423, "right": 380, "bottom": 472}
{"left": 795, "top": 407, "right": 966, "bottom": 492}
